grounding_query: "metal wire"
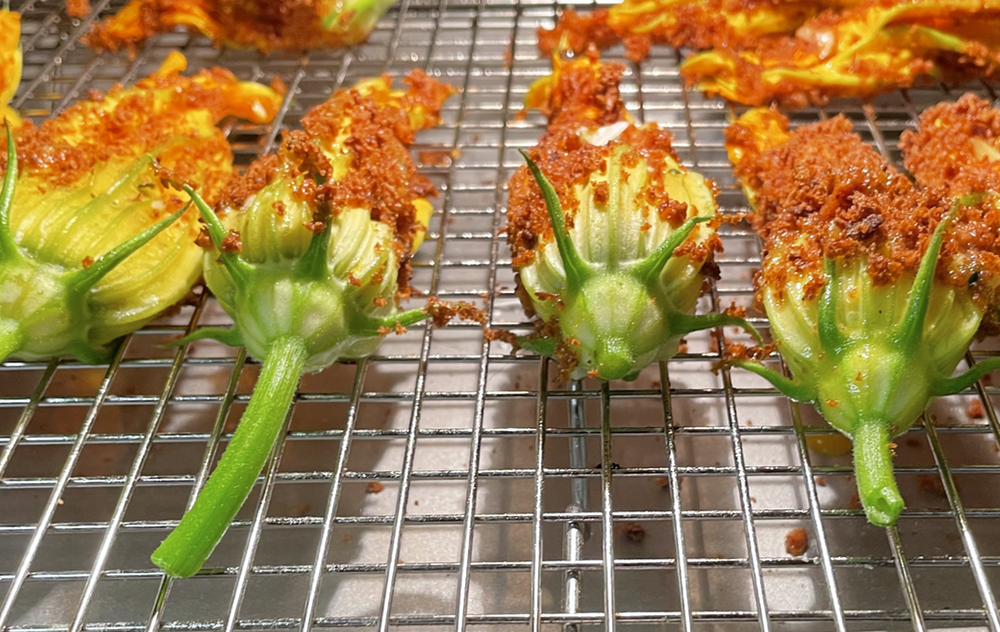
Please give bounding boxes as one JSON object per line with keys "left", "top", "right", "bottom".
{"left": 3, "top": 0, "right": 1000, "bottom": 630}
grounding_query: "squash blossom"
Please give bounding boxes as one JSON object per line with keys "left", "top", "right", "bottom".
{"left": 725, "top": 107, "right": 1000, "bottom": 526}
{"left": 88, "top": 0, "right": 397, "bottom": 53}
{"left": 507, "top": 58, "right": 758, "bottom": 381}
{"left": 537, "top": 0, "right": 857, "bottom": 63}
{"left": 0, "top": 52, "right": 284, "bottom": 364}
{"left": 683, "top": 0, "right": 1000, "bottom": 107}
{"left": 150, "top": 71, "right": 470, "bottom": 578}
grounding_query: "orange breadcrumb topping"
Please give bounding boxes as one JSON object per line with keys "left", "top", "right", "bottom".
{"left": 537, "top": 9, "right": 622, "bottom": 60}
{"left": 538, "top": 0, "right": 834, "bottom": 62}
{"left": 67, "top": 0, "right": 92, "bottom": 17}
{"left": 4, "top": 64, "right": 282, "bottom": 192}
{"left": 526, "top": 56, "right": 629, "bottom": 127}
{"left": 0, "top": 59, "right": 283, "bottom": 253}
{"left": 726, "top": 110, "right": 1000, "bottom": 310}
{"left": 509, "top": 59, "right": 723, "bottom": 380}
{"left": 88, "top": 0, "right": 385, "bottom": 53}
{"left": 902, "top": 93, "right": 1000, "bottom": 195}
{"left": 424, "top": 296, "right": 488, "bottom": 327}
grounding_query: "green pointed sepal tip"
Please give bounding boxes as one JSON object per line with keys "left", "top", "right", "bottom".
{"left": 895, "top": 198, "right": 971, "bottom": 353}
{"left": 294, "top": 221, "right": 332, "bottom": 279}
{"left": 151, "top": 335, "right": 308, "bottom": 578}
{"left": 631, "top": 215, "right": 713, "bottom": 286}
{"left": 729, "top": 359, "right": 816, "bottom": 403}
{"left": 0, "top": 119, "right": 21, "bottom": 262}
{"left": 63, "top": 202, "right": 192, "bottom": 294}
{"left": 518, "top": 149, "right": 591, "bottom": 290}
{"left": 180, "top": 183, "right": 252, "bottom": 286}
{"left": 165, "top": 326, "right": 244, "bottom": 349}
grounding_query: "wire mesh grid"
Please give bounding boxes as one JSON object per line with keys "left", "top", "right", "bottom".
{"left": 2, "top": 0, "right": 1000, "bottom": 630}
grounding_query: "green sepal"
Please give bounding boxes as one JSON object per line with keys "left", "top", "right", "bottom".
{"left": 376, "top": 307, "right": 430, "bottom": 329}
{"left": 518, "top": 149, "right": 591, "bottom": 290}
{"left": 669, "top": 311, "right": 763, "bottom": 345}
{"left": 931, "top": 356, "right": 1000, "bottom": 397}
{"left": 631, "top": 215, "right": 712, "bottom": 286}
{"left": 294, "top": 221, "right": 332, "bottom": 280}
{"left": 739, "top": 195, "right": 988, "bottom": 528}
{"left": 729, "top": 359, "right": 816, "bottom": 403}
{"left": 355, "top": 306, "right": 432, "bottom": 337}
{"left": 515, "top": 334, "right": 558, "bottom": 358}
{"left": 167, "top": 326, "right": 244, "bottom": 349}
{"left": 63, "top": 202, "right": 191, "bottom": 294}
{"left": 894, "top": 199, "right": 963, "bottom": 354}
{"left": 182, "top": 183, "right": 252, "bottom": 286}
{"left": 0, "top": 121, "right": 20, "bottom": 261}
{"left": 817, "top": 257, "right": 847, "bottom": 354}
{"left": 65, "top": 340, "right": 116, "bottom": 365}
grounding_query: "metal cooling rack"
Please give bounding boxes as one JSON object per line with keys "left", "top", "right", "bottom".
{"left": 2, "top": 0, "right": 1000, "bottom": 630}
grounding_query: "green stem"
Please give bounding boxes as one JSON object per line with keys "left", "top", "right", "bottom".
{"left": 151, "top": 335, "right": 308, "bottom": 578}
{"left": 852, "top": 418, "right": 904, "bottom": 527}
{"left": 0, "top": 319, "right": 22, "bottom": 363}
{"left": 595, "top": 335, "right": 633, "bottom": 380}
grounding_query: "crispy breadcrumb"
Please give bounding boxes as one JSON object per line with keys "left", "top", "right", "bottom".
{"left": 726, "top": 111, "right": 1000, "bottom": 308}
{"left": 902, "top": 92, "right": 1000, "bottom": 194}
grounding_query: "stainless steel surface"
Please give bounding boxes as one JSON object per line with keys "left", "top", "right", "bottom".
{"left": 2, "top": 0, "right": 1000, "bottom": 629}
